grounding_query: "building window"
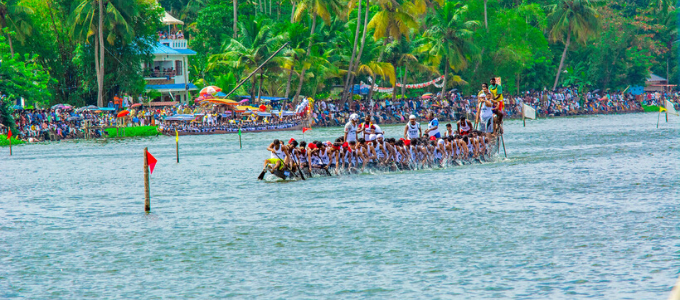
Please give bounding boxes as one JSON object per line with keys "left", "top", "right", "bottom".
{"left": 175, "top": 60, "right": 183, "bottom": 76}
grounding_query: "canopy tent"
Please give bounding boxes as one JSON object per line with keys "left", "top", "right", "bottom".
{"left": 165, "top": 114, "right": 196, "bottom": 121}
{"left": 238, "top": 96, "right": 288, "bottom": 102}
{"left": 96, "top": 107, "right": 116, "bottom": 111}
{"left": 199, "top": 98, "right": 238, "bottom": 106}
{"left": 162, "top": 12, "right": 184, "bottom": 25}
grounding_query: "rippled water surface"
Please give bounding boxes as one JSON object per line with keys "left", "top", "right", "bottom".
{"left": 1, "top": 113, "right": 679, "bottom": 298}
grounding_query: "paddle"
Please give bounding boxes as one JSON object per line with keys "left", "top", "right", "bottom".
{"left": 285, "top": 152, "right": 306, "bottom": 181}
{"left": 257, "top": 167, "right": 267, "bottom": 180}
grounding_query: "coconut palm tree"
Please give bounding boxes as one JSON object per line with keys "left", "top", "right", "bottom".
{"left": 0, "top": 0, "right": 34, "bottom": 58}
{"left": 547, "top": 0, "right": 599, "bottom": 90}
{"left": 419, "top": 1, "right": 478, "bottom": 95}
{"left": 71, "top": 0, "right": 137, "bottom": 106}
{"left": 292, "top": 0, "right": 343, "bottom": 101}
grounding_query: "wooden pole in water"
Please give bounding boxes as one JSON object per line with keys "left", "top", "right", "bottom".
{"left": 238, "top": 126, "right": 242, "bottom": 149}
{"left": 176, "top": 139, "right": 179, "bottom": 163}
{"left": 8, "top": 137, "right": 11, "bottom": 156}
{"left": 657, "top": 110, "right": 661, "bottom": 128}
{"left": 143, "top": 147, "right": 150, "bottom": 212}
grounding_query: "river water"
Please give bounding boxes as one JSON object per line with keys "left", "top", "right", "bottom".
{"left": 1, "top": 113, "right": 678, "bottom": 298}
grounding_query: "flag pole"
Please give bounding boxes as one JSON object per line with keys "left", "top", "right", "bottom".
{"left": 9, "top": 137, "right": 11, "bottom": 156}
{"left": 144, "top": 147, "right": 150, "bottom": 212}
{"left": 176, "top": 139, "right": 179, "bottom": 163}
{"left": 238, "top": 126, "right": 242, "bottom": 149}
{"left": 657, "top": 110, "right": 661, "bottom": 128}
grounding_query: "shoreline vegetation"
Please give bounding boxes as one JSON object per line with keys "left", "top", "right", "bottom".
{"left": 104, "top": 126, "right": 160, "bottom": 138}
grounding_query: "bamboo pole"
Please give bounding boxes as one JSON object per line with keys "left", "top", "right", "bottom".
{"left": 223, "top": 42, "right": 289, "bottom": 99}
{"left": 144, "top": 147, "right": 150, "bottom": 212}
{"left": 176, "top": 139, "right": 179, "bottom": 163}
{"left": 9, "top": 137, "right": 12, "bottom": 156}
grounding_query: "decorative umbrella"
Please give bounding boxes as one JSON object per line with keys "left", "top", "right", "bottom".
{"left": 117, "top": 110, "right": 130, "bottom": 118}
{"left": 239, "top": 99, "right": 249, "bottom": 104}
{"left": 131, "top": 103, "right": 142, "bottom": 108}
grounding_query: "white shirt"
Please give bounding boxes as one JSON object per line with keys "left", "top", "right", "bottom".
{"left": 344, "top": 122, "right": 358, "bottom": 142}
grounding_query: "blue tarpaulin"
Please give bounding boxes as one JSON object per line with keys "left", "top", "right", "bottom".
{"left": 239, "top": 96, "right": 288, "bottom": 101}
{"left": 165, "top": 114, "right": 196, "bottom": 121}
{"left": 352, "top": 84, "right": 370, "bottom": 95}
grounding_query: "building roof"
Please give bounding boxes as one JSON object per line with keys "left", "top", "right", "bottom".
{"left": 152, "top": 43, "right": 196, "bottom": 55}
{"left": 146, "top": 83, "right": 198, "bottom": 91}
{"left": 648, "top": 73, "right": 667, "bottom": 82}
{"left": 162, "top": 12, "right": 184, "bottom": 25}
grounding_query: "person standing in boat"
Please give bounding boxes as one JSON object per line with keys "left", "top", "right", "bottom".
{"left": 403, "top": 115, "right": 421, "bottom": 140}
{"left": 344, "top": 114, "right": 359, "bottom": 143}
{"left": 424, "top": 111, "right": 441, "bottom": 139}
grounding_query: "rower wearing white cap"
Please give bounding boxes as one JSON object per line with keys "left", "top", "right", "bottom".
{"left": 403, "top": 114, "right": 421, "bottom": 140}
{"left": 344, "top": 113, "right": 359, "bottom": 143}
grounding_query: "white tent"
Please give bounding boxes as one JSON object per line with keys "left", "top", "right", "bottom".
{"left": 162, "top": 12, "right": 184, "bottom": 25}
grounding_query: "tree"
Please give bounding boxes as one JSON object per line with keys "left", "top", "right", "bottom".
{"left": 419, "top": 1, "right": 478, "bottom": 95}
{"left": 0, "top": 0, "right": 34, "bottom": 58}
{"left": 71, "top": 0, "right": 139, "bottom": 107}
{"left": 0, "top": 35, "right": 51, "bottom": 131}
{"left": 292, "top": 0, "right": 343, "bottom": 101}
{"left": 547, "top": 0, "right": 599, "bottom": 90}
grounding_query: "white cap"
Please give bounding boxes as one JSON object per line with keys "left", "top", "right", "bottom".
{"left": 369, "top": 134, "right": 377, "bottom": 140}
{"left": 377, "top": 134, "right": 384, "bottom": 139}
{"left": 350, "top": 113, "right": 359, "bottom": 121}
{"left": 409, "top": 115, "right": 416, "bottom": 119}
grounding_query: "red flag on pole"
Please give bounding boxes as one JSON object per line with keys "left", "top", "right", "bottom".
{"left": 146, "top": 151, "right": 157, "bottom": 174}
{"left": 302, "top": 127, "right": 311, "bottom": 133}
{"left": 7, "top": 128, "right": 11, "bottom": 139}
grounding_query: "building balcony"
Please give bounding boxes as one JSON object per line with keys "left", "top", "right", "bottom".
{"left": 145, "top": 78, "right": 175, "bottom": 85}
{"left": 159, "top": 38, "right": 187, "bottom": 49}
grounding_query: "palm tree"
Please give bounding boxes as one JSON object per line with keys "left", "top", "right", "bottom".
{"left": 292, "top": 0, "right": 343, "bottom": 101}
{"left": 233, "top": 0, "right": 238, "bottom": 38}
{"left": 71, "top": 0, "right": 137, "bottom": 106}
{"left": 419, "top": 1, "right": 478, "bottom": 95}
{"left": 279, "top": 23, "right": 308, "bottom": 99}
{"left": 341, "top": 0, "right": 363, "bottom": 104}
{"left": 209, "top": 16, "right": 282, "bottom": 100}
{"left": 547, "top": 0, "right": 599, "bottom": 90}
{"left": 0, "top": 0, "right": 34, "bottom": 58}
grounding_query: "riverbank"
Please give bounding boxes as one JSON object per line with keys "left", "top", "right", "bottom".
{"left": 0, "top": 134, "right": 25, "bottom": 147}
{"left": 105, "top": 126, "right": 160, "bottom": 138}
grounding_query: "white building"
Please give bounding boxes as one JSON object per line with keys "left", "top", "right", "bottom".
{"left": 144, "top": 12, "right": 197, "bottom": 105}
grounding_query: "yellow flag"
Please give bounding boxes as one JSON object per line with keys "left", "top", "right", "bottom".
{"left": 175, "top": 129, "right": 179, "bottom": 142}
{"left": 660, "top": 107, "right": 667, "bottom": 112}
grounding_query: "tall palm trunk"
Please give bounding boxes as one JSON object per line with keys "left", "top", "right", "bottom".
{"left": 342, "top": 0, "right": 363, "bottom": 103}
{"left": 269, "top": 0, "right": 272, "bottom": 15}
{"left": 233, "top": 0, "right": 238, "bottom": 38}
{"left": 441, "top": 59, "right": 448, "bottom": 95}
{"left": 98, "top": 0, "right": 105, "bottom": 107}
{"left": 294, "top": 13, "right": 316, "bottom": 102}
{"left": 483, "top": 0, "right": 488, "bottom": 31}
{"left": 290, "top": 2, "right": 296, "bottom": 22}
{"left": 7, "top": 31, "right": 14, "bottom": 58}
{"left": 345, "top": 0, "right": 370, "bottom": 107}
{"left": 401, "top": 64, "right": 408, "bottom": 99}
{"left": 552, "top": 30, "right": 571, "bottom": 91}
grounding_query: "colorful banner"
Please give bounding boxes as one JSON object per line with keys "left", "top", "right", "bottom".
{"left": 367, "top": 76, "right": 446, "bottom": 93}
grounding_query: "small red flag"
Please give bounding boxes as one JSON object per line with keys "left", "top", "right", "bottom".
{"left": 7, "top": 128, "right": 11, "bottom": 140}
{"left": 302, "top": 127, "right": 311, "bottom": 133}
{"left": 146, "top": 151, "right": 157, "bottom": 174}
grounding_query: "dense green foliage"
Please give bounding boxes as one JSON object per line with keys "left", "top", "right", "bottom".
{"left": 0, "top": 134, "right": 26, "bottom": 146}
{"left": 105, "top": 125, "right": 160, "bottom": 137}
{"left": 1, "top": 0, "right": 676, "bottom": 108}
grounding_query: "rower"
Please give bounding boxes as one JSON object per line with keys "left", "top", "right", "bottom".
{"left": 444, "top": 123, "right": 454, "bottom": 137}
{"left": 344, "top": 113, "right": 359, "bottom": 143}
{"left": 263, "top": 139, "right": 286, "bottom": 173}
{"left": 403, "top": 115, "right": 421, "bottom": 140}
{"left": 424, "top": 112, "right": 441, "bottom": 139}
{"left": 457, "top": 116, "right": 473, "bottom": 136}
{"left": 361, "top": 115, "right": 377, "bottom": 142}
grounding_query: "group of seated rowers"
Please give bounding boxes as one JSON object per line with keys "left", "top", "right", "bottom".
{"left": 262, "top": 120, "right": 495, "bottom": 176}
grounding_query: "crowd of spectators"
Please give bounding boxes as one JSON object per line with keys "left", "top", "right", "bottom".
{"left": 158, "top": 30, "right": 184, "bottom": 40}
{"left": 308, "top": 88, "right": 679, "bottom": 127}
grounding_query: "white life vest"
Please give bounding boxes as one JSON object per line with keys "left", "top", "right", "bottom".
{"left": 271, "top": 144, "right": 284, "bottom": 159}
{"left": 406, "top": 122, "right": 420, "bottom": 139}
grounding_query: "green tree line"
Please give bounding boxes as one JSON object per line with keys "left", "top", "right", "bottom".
{"left": 0, "top": 0, "right": 676, "bottom": 109}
